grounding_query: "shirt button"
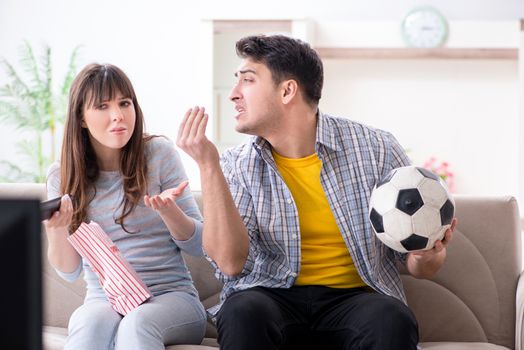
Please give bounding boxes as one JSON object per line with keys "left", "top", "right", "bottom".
{"left": 290, "top": 272, "right": 297, "bottom": 278}
{"left": 287, "top": 199, "right": 293, "bottom": 204}
{"left": 291, "top": 234, "right": 297, "bottom": 239}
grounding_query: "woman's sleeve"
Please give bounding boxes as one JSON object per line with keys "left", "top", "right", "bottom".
{"left": 156, "top": 137, "right": 203, "bottom": 256}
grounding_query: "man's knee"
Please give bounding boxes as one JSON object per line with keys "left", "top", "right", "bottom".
{"left": 373, "top": 296, "right": 418, "bottom": 333}
{"left": 218, "top": 288, "right": 279, "bottom": 327}
{"left": 362, "top": 295, "right": 419, "bottom": 349}
{"left": 216, "top": 288, "right": 286, "bottom": 350}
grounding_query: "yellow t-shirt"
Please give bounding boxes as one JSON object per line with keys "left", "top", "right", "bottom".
{"left": 273, "top": 151, "right": 366, "bottom": 289}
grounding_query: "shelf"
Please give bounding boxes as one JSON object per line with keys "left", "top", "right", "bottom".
{"left": 315, "top": 47, "right": 518, "bottom": 60}
{"left": 213, "top": 20, "right": 291, "bottom": 34}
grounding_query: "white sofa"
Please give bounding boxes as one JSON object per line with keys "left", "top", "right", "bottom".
{"left": 0, "top": 183, "right": 522, "bottom": 349}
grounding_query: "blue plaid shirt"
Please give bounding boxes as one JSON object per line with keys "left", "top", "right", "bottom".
{"left": 207, "top": 111, "right": 411, "bottom": 317}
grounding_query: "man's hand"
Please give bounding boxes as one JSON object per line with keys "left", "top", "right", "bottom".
{"left": 144, "top": 181, "right": 189, "bottom": 214}
{"left": 406, "top": 218, "right": 457, "bottom": 279}
{"left": 177, "top": 106, "right": 220, "bottom": 169}
{"left": 176, "top": 106, "right": 250, "bottom": 276}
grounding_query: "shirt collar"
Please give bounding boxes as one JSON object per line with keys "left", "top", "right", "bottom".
{"left": 252, "top": 109, "right": 341, "bottom": 154}
{"left": 315, "top": 110, "right": 341, "bottom": 152}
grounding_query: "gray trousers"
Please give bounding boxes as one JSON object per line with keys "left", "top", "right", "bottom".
{"left": 64, "top": 291, "right": 207, "bottom": 350}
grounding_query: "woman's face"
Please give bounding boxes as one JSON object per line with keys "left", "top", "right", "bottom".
{"left": 81, "top": 91, "right": 136, "bottom": 162}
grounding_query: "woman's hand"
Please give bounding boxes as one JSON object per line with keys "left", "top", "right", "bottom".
{"left": 44, "top": 195, "right": 74, "bottom": 232}
{"left": 43, "top": 194, "right": 81, "bottom": 273}
{"left": 144, "top": 181, "right": 189, "bottom": 214}
{"left": 144, "top": 181, "right": 196, "bottom": 240}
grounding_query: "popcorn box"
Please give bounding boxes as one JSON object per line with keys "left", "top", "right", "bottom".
{"left": 68, "top": 222, "right": 151, "bottom": 315}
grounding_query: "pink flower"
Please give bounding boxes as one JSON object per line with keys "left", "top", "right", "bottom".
{"left": 423, "top": 157, "right": 455, "bottom": 193}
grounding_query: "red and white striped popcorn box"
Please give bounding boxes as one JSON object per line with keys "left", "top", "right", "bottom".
{"left": 68, "top": 221, "right": 152, "bottom": 315}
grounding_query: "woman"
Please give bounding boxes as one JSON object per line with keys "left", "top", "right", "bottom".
{"left": 45, "top": 63, "right": 206, "bottom": 349}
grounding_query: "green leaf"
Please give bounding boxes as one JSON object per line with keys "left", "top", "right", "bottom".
{"left": 0, "top": 41, "right": 81, "bottom": 183}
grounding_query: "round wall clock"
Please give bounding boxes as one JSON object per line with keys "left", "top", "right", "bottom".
{"left": 401, "top": 7, "right": 448, "bottom": 48}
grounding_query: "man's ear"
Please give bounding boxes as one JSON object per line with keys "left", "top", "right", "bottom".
{"left": 281, "top": 79, "right": 298, "bottom": 105}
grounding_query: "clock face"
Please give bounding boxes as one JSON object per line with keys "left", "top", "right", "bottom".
{"left": 401, "top": 7, "right": 448, "bottom": 48}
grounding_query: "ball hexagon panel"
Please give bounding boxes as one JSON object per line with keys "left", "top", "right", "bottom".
{"left": 369, "top": 181, "right": 399, "bottom": 215}
{"left": 396, "top": 188, "right": 424, "bottom": 215}
{"left": 390, "top": 166, "right": 425, "bottom": 189}
{"left": 411, "top": 205, "right": 442, "bottom": 238}
{"left": 382, "top": 209, "right": 413, "bottom": 241}
{"left": 417, "top": 177, "right": 448, "bottom": 209}
{"left": 427, "top": 226, "right": 447, "bottom": 250}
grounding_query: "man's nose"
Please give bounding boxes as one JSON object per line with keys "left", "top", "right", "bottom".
{"left": 229, "top": 84, "right": 240, "bottom": 102}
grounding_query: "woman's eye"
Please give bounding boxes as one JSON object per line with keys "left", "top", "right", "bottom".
{"left": 121, "top": 100, "right": 131, "bottom": 107}
{"left": 96, "top": 104, "right": 107, "bottom": 110}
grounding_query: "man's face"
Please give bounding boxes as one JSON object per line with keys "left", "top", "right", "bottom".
{"left": 229, "top": 59, "right": 282, "bottom": 136}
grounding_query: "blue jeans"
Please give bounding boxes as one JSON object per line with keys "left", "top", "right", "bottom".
{"left": 65, "top": 291, "right": 206, "bottom": 350}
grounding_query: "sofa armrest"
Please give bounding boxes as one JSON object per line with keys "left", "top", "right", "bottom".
{"left": 516, "top": 270, "right": 524, "bottom": 350}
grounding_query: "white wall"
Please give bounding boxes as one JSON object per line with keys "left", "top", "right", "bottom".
{"left": 321, "top": 59, "right": 518, "bottom": 196}
{"left": 1, "top": 0, "right": 523, "bottom": 193}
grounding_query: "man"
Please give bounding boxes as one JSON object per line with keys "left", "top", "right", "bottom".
{"left": 177, "top": 34, "right": 455, "bottom": 350}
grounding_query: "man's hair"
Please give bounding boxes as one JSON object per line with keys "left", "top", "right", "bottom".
{"left": 235, "top": 35, "right": 323, "bottom": 106}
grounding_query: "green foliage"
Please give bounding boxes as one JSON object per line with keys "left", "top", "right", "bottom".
{"left": 0, "top": 41, "right": 80, "bottom": 183}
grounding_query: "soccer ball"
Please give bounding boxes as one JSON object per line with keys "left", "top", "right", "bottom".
{"left": 369, "top": 166, "right": 455, "bottom": 253}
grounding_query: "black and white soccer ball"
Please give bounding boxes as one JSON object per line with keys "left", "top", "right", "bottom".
{"left": 369, "top": 165, "right": 455, "bottom": 253}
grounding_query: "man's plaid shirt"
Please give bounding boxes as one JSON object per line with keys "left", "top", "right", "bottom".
{"left": 207, "top": 111, "right": 411, "bottom": 317}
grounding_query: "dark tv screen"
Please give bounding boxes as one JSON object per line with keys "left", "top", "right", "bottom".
{"left": 0, "top": 199, "right": 42, "bottom": 350}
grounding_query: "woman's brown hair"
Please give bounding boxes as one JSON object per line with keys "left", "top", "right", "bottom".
{"left": 60, "top": 63, "right": 151, "bottom": 233}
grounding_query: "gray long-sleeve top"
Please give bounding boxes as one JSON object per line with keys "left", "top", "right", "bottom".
{"left": 46, "top": 137, "right": 203, "bottom": 300}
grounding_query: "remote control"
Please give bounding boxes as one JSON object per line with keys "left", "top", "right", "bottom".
{"left": 40, "top": 195, "right": 74, "bottom": 221}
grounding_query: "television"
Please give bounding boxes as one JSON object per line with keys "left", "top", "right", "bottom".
{"left": 0, "top": 199, "right": 42, "bottom": 350}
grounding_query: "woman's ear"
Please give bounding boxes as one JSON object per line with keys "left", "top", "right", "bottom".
{"left": 80, "top": 118, "right": 87, "bottom": 128}
{"left": 281, "top": 79, "right": 298, "bottom": 105}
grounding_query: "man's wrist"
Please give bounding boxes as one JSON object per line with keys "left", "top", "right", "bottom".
{"left": 199, "top": 159, "right": 221, "bottom": 175}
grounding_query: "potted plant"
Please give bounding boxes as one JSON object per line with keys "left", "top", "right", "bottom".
{"left": 0, "top": 41, "right": 80, "bottom": 182}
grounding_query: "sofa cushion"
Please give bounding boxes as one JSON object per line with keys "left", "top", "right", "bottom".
{"left": 420, "top": 342, "right": 510, "bottom": 349}
{"left": 43, "top": 327, "right": 219, "bottom": 350}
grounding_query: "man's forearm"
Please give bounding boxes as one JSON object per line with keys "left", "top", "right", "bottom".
{"left": 200, "top": 162, "right": 250, "bottom": 276}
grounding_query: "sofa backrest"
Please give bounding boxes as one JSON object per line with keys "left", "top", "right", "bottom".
{"left": 400, "top": 196, "right": 521, "bottom": 349}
